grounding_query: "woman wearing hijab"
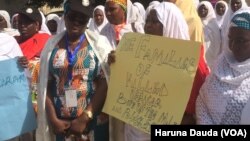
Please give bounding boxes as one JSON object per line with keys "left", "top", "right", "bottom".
{"left": 221, "top": 0, "right": 248, "bottom": 51}
{"left": 128, "top": 2, "right": 190, "bottom": 140}
{"left": 0, "top": 10, "right": 11, "bottom": 30}
{"left": 145, "top": 1, "right": 160, "bottom": 16}
{"left": 36, "top": 0, "right": 112, "bottom": 140}
{"left": 197, "top": 1, "right": 221, "bottom": 70}
{"left": 101, "top": 0, "right": 144, "bottom": 49}
{"left": 46, "top": 14, "right": 60, "bottom": 35}
{"left": 196, "top": 7, "right": 250, "bottom": 125}
{"left": 108, "top": 2, "right": 190, "bottom": 141}
{"left": 88, "top": 5, "right": 108, "bottom": 34}
{"left": 102, "top": 1, "right": 145, "bottom": 141}
{"left": 215, "top": 0, "right": 228, "bottom": 28}
{"left": 0, "top": 10, "right": 20, "bottom": 36}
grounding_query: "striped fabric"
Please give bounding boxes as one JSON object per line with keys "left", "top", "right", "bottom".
{"left": 231, "top": 12, "right": 250, "bottom": 30}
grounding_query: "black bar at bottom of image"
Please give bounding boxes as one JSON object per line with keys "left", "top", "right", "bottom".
{"left": 151, "top": 125, "right": 250, "bottom": 140}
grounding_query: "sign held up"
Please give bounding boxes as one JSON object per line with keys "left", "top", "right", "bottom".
{"left": 0, "top": 58, "right": 37, "bottom": 140}
{"left": 103, "top": 33, "right": 201, "bottom": 133}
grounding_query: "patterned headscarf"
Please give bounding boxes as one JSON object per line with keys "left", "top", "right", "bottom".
{"left": 0, "top": 10, "right": 11, "bottom": 28}
{"left": 231, "top": 12, "right": 250, "bottom": 30}
{"left": 106, "top": 0, "right": 127, "bottom": 12}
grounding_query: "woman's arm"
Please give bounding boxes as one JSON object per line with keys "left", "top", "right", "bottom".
{"left": 46, "top": 78, "right": 71, "bottom": 135}
{"left": 69, "top": 77, "right": 108, "bottom": 136}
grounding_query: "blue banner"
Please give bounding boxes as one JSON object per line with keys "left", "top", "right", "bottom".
{"left": 0, "top": 58, "right": 37, "bottom": 140}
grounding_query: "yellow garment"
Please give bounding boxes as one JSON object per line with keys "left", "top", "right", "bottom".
{"left": 106, "top": 0, "right": 127, "bottom": 11}
{"left": 176, "top": 0, "right": 204, "bottom": 42}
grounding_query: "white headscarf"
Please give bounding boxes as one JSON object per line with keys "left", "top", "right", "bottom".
{"left": 149, "top": 1, "right": 160, "bottom": 7}
{"left": 154, "top": 2, "right": 190, "bottom": 40}
{"left": 125, "top": 0, "right": 145, "bottom": 33}
{"left": 88, "top": 5, "right": 108, "bottom": 34}
{"left": 0, "top": 10, "right": 11, "bottom": 28}
{"left": 0, "top": 33, "right": 23, "bottom": 60}
{"left": 126, "top": 0, "right": 137, "bottom": 24}
{"left": 198, "top": 1, "right": 217, "bottom": 25}
{"left": 39, "top": 11, "right": 51, "bottom": 35}
{"left": 221, "top": 0, "right": 248, "bottom": 52}
{"left": 45, "top": 14, "right": 60, "bottom": 25}
{"left": 46, "top": 14, "right": 61, "bottom": 35}
{"left": 198, "top": 1, "right": 221, "bottom": 70}
{"left": 11, "top": 13, "right": 19, "bottom": 29}
{"left": 215, "top": 0, "right": 228, "bottom": 27}
{"left": 0, "top": 11, "right": 20, "bottom": 36}
{"left": 124, "top": 2, "right": 190, "bottom": 141}
{"left": 133, "top": 2, "right": 146, "bottom": 23}
{"left": 196, "top": 7, "right": 250, "bottom": 125}
{"left": 145, "top": 1, "right": 160, "bottom": 17}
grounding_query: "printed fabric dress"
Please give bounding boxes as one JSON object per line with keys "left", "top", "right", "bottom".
{"left": 28, "top": 57, "right": 40, "bottom": 114}
{"left": 48, "top": 34, "right": 101, "bottom": 141}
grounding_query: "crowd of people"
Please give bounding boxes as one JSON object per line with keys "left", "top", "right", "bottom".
{"left": 1, "top": 0, "right": 250, "bottom": 141}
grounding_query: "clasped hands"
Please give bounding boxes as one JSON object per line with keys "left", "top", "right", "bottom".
{"left": 51, "top": 113, "right": 90, "bottom": 140}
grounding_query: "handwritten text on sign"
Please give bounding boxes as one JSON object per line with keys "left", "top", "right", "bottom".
{"left": 0, "top": 74, "right": 26, "bottom": 88}
{"left": 103, "top": 33, "right": 201, "bottom": 133}
{"left": 0, "top": 58, "right": 37, "bottom": 140}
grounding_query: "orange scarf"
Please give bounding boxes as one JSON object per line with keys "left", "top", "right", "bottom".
{"left": 113, "top": 22, "right": 126, "bottom": 44}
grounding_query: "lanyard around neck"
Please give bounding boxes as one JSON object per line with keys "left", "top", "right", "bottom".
{"left": 65, "top": 33, "right": 85, "bottom": 66}
{"left": 65, "top": 33, "right": 85, "bottom": 81}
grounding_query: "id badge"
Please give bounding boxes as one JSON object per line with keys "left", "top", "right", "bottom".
{"left": 54, "top": 51, "right": 66, "bottom": 68}
{"left": 65, "top": 89, "right": 77, "bottom": 108}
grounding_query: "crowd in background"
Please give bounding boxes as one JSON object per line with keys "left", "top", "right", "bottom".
{"left": 1, "top": 0, "right": 250, "bottom": 141}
